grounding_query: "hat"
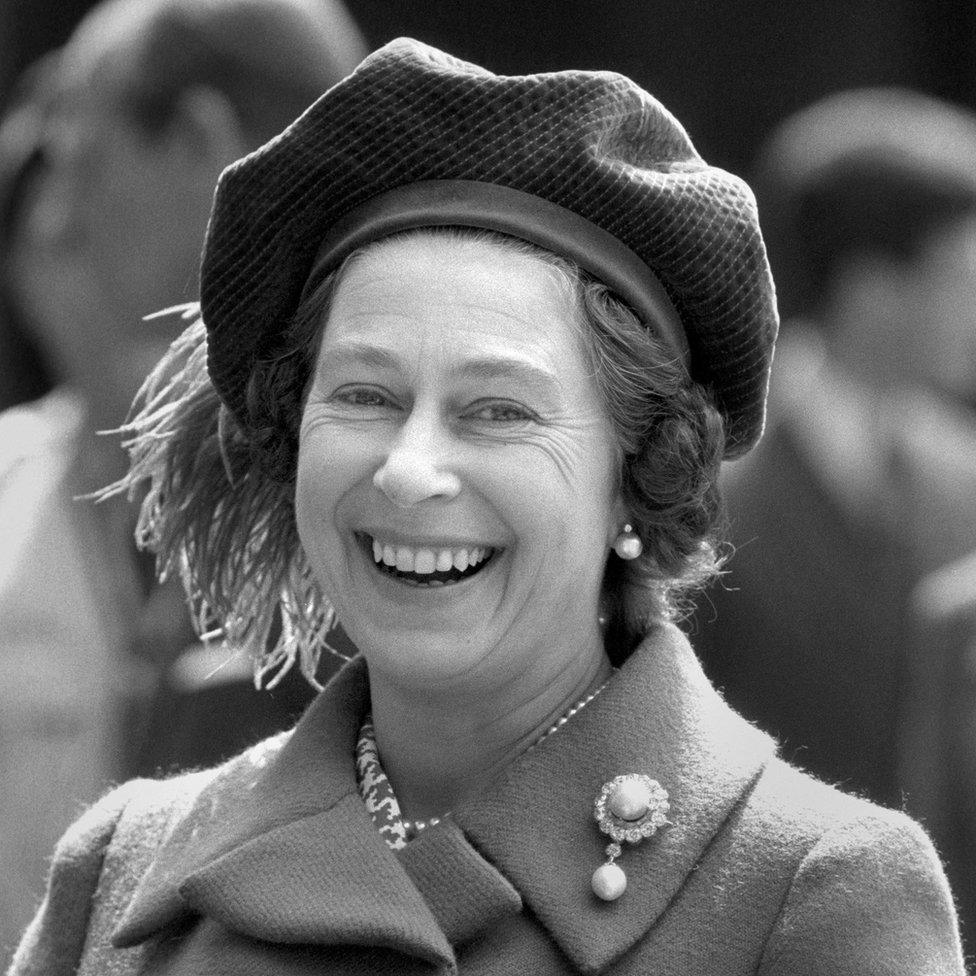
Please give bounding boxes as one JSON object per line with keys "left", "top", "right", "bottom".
{"left": 200, "top": 37, "right": 778, "bottom": 458}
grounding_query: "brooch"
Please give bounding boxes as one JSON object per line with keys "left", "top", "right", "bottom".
{"left": 591, "top": 773, "right": 670, "bottom": 901}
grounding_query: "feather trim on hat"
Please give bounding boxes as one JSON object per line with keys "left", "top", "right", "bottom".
{"left": 97, "top": 305, "right": 345, "bottom": 690}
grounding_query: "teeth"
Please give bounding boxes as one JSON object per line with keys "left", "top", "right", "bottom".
{"left": 435, "top": 549, "right": 453, "bottom": 572}
{"left": 368, "top": 536, "right": 493, "bottom": 577}
{"left": 414, "top": 550, "right": 436, "bottom": 574}
{"left": 395, "top": 546, "right": 413, "bottom": 572}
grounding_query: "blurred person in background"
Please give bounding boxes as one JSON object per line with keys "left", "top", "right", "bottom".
{"left": 0, "top": 61, "right": 58, "bottom": 413}
{"left": 692, "top": 87, "right": 976, "bottom": 944}
{"left": 903, "top": 550, "right": 976, "bottom": 951}
{"left": 0, "top": 0, "right": 365, "bottom": 961}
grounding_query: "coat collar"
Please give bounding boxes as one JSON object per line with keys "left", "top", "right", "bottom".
{"left": 451, "top": 622, "right": 774, "bottom": 972}
{"left": 111, "top": 656, "right": 515, "bottom": 968}
{"left": 113, "top": 624, "right": 773, "bottom": 973}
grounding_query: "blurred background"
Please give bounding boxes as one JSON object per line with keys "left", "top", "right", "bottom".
{"left": 4, "top": 0, "right": 976, "bottom": 174}
{"left": 1, "top": 0, "right": 975, "bottom": 968}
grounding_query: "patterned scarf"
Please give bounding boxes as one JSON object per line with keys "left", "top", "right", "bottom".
{"left": 354, "top": 713, "right": 409, "bottom": 851}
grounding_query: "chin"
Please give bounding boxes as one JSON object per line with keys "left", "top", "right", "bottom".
{"left": 347, "top": 620, "right": 495, "bottom": 687}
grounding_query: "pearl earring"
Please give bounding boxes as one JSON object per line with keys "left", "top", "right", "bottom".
{"left": 612, "top": 524, "right": 643, "bottom": 560}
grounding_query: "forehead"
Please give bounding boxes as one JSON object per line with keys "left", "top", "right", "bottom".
{"left": 319, "top": 233, "right": 585, "bottom": 370}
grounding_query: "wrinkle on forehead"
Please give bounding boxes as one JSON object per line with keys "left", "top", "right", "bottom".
{"left": 323, "top": 232, "right": 586, "bottom": 371}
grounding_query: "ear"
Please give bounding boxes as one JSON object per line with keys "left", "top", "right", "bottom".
{"left": 163, "top": 85, "right": 247, "bottom": 175}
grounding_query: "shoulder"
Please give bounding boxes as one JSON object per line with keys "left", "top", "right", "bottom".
{"left": 47, "top": 756, "right": 234, "bottom": 875}
{"left": 98, "top": 730, "right": 293, "bottom": 885}
{"left": 6, "top": 778, "right": 148, "bottom": 976}
{"left": 752, "top": 758, "right": 950, "bottom": 886}
{"left": 750, "top": 760, "right": 966, "bottom": 975}
{"left": 108, "top": 729, "right": 292, "bottom": 844}
{"left": 7, "top": 734, "right": 290, "bottom": 976}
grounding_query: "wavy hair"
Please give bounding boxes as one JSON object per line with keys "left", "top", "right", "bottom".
{"left": 105, "top": 229, "right": 727, "bottom": 682}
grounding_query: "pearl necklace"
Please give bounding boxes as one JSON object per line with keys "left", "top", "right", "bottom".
{"left": 401, "top": 674, "right": 614, "bottom": 838}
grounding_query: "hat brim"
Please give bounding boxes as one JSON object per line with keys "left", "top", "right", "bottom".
{"left": 301, "top": 179, "right": 690, "bottom": 368}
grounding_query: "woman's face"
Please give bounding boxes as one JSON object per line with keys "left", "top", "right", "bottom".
{"left": 295, "top": 233, "right": 622, "bottom": 690}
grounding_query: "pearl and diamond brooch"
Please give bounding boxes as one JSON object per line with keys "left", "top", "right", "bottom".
{"left": 591, "top": 773, "right": 670, "bottom": 901}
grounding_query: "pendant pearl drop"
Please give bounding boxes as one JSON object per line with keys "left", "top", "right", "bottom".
{"left": 591, "top": 861, "right": 627, "bottom": 901}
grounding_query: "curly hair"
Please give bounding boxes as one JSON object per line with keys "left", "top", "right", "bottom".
{"left": 573, "top": 276, "right": 727, "bottom": 659}
{"left": 108, "top": 229, "right": 727, "bottom": 682}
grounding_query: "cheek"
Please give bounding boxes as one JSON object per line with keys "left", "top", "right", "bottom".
{"left": 562, "top": 433, "right": 619, "bottom": 521}
{"left": 294, "top": 427, "right": 376, "bottom": 543}
{"left": 294, "top": 435, "right": 340, "bottom": 554}
{"left": 292, "top": 471, "right": 318, "bottom": 571}
{"left": 501, "top": 444, "right": 618, "bottom": 559}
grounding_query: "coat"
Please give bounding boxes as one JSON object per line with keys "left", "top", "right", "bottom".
{"left": 8, "top": 623, "right": 966, "bottom": 976}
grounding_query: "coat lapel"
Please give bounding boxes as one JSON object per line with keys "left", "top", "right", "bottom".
{"left": 112, "top": 657, "right": 454, "bottom": 968}
{"left": 452, "top": 623, "right": 776, "bottom": 974}
{"left": 179, "top": 795, "right": 453, "bottom": 964}
{"left": 112, "top": 624, "right": 773, "bottom": 974}
{"left": 397, "top": 818, "right": 523, "bottom": 946}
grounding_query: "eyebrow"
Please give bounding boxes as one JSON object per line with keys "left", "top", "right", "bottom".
{"left": 325, "top": 342, "right": 561, "bottom": 392}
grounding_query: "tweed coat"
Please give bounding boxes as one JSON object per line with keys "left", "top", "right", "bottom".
{"left": 8, "top": 624, "right": 966, "bottom": 975}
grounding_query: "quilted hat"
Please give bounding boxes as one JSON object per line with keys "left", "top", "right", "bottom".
{"left": 200, "top": 37, "right": 778, "bottom": 458}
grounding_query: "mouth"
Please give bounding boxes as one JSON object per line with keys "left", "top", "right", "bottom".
{"left": 356, "top": 532, "right": 500, "bottom": 588}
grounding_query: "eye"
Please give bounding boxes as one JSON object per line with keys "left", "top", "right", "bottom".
{"left": 465, "top": 399, "right": 537, "bottom": 423}
{"left": 330, "top": 385, "right": 396, "bottom": 409}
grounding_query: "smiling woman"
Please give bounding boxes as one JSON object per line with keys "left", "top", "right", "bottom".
{"left": 9, "top": 37, "right": 966, "bottom": 976}
{"left": 296, "top": 232, "right": 621, "bottom": 714}
{"left": 295, "top": 229, "right": 725, "bottom": 662}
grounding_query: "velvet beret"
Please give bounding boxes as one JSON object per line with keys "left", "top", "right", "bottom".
{"left": 200, "top": 37, "right": 778, "bottom": 458}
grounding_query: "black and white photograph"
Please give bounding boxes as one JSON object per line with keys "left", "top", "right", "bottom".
{"left": 1, "top": 1, "right": 974, "bottom": 973}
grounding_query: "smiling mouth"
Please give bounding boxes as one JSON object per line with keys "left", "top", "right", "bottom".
{"left": 357, "top": 533, "right": 499, "bottom": 588}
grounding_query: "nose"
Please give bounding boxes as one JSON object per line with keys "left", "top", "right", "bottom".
{"left": 372, "top": 414, "right": 462, "bottom": 507}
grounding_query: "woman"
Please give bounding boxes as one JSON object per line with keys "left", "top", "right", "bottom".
{"left": 9, "top": 38, "right": 964, "bottom": 976}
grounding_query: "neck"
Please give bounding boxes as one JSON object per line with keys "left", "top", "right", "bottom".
{"left": 368, "top": 641, "right": 612, "bottom": 822}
